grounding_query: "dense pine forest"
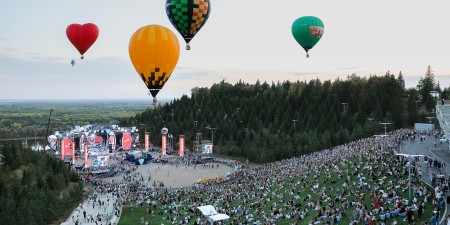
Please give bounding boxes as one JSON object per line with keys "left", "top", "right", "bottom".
{"left": 125, "top": 68, "right": 445, "bottom": 163}
{"left": 0, "top": 144, "right": 83, "bottom": 225}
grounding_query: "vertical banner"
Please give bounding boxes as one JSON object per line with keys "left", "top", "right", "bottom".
{"left": 61, "top": 137, "right": 68, "bottom": 161}
{"left": 122, "top": 133, "right": 132, "bottom": 150}
{"left": 202, "top": 144, "right": 213, "bottom": 154}
{"left": 80, "top": 136, "right": 84, "bottom": 153}
{"left": 71, "top": 140, "right": 75, "bottom": 164}
{"left": 48, "top": 135, "right": 57, "bottom": 150}
{"left": 145, "top": 132, "right": 149, "bottom": 150}
{"left": 162, "top": 135, "right": 166, "bottom": 155}
{"left": 179, "top": 136, "right": 184, "bottom": 157}
{"left": 109, "top": 133, "right": 115, "bottom": 151}
{"left": 84, "top": 144, "right": 88, "bottom": 168}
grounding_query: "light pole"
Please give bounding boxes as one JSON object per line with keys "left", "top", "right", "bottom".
{"left": 33, "top": 125, "right": 38, "bottom": 149}
{"left": 205, "top": 126, "right": 217, "bottom": 155}
{"left": 171, "top": 109, "right": 174, "bottom": 122}
{"left": 43, "top": 109, "right": 54, "bottom": 152}
{"left": 380, "top": 122, "right": 391, "bottom": 136}
{"left": 396, "top": 153, "right": 424, "bottom": 201}
{"left": 426, "top": 117, "right": 435, "bottom": 124}
{"left": 341, "top": 103, "right": 347, "bottom": 113}
{"left": 195, "top": 133, "right": 202, "bottom": 152}
{"left": 414, "top": 100, "right": 420, "bottom": 109}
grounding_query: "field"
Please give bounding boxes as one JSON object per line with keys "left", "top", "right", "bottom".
{"left": 0, "top": 99, "right": 154, "bottom": 139}
{"left": 118, "top": 156, "right": 441, "bottom": 225}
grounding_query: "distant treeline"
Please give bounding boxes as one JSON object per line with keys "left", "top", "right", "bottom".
{"left": 123, "top": 69, "right": 444, "bottom": 163}
{"left": 0, "top": 100, "right": 149, "bottom": 139}
{"left": 0, "top": 144, "right": 83, "bottom": 225}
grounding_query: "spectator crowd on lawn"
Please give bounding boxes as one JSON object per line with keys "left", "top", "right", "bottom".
{"left": 84, "top": 128, "right": 450, "bottom": 225}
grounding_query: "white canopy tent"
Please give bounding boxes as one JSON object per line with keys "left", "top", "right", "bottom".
{"left": 197, "top": 205, "right": 230, "bottom": 223}
{"left": 196, "top": 205, "right": 218, "bottom": 216}
{"left": 209, "top": 214, "right": 230, "bottom": 221}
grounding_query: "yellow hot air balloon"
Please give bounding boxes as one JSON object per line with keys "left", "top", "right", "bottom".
{"left": 129, "top": 25, "right": 180, "bottom": 104}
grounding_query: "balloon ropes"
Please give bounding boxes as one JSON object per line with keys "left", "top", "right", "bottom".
{"left": 291, "top": 16, "right": 324, "bottom": 58}
{"left": 129, "top": 25, "right": 180, "bottom": 105}
{"left": 66, "top": 23, "right": 99, "bottom": 59}
{"left": 165, "top": 0, "right": 211, "bottom": 50}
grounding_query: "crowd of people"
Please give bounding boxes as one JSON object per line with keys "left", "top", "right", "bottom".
{"left": 75, "top": 128, "right": 450, "bottom": 225}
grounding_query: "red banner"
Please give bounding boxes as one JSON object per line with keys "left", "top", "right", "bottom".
{"left": 95, "top": 136, "right": 103, "bottom": 143}
{"left": 145, "top": 132, "right": 150, "bottom": 150}
{"left": 84, "top": 144, "right": 88, "bottom": 168}
{"left": 122, "top": 133, "right": 132, "bottom": 150}
{"left": 71, "top": 140, "right": 75, "bottom": 163}
{"left": 179, "top": 136, "right": 184, "bottom": 157}
{"left": 162, "top": 135, "right": 166, "bottom": 155}
{"left": 61, "top": 138, "right": 69, "bottom": 160}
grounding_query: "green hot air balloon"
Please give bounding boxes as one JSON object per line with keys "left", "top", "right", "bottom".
{"left": 166, "top": 0, "right": 211, "bottom": 50}
{"left": 292, "top": 16, "right": 324, "bottom": 58}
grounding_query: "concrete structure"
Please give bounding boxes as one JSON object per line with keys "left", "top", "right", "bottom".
{"left": 436, "top": 101, "right": 450, "bottom": 138}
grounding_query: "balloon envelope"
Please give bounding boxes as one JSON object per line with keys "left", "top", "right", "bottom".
{"left": 165, "top": 0, "right": 211, "bottom": 49}
{"left": 66, "top": 23, "right": 99, "bottom": 59}
{"left": 129, "top": 25, "right": 180, "bottom": 98}
{"left": 291, "top": 16, "right": 324, "bottom": 55}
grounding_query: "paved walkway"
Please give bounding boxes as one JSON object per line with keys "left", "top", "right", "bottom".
{"left": 61, "top": 192, "right": 119, "bottom": 225}
{"left": 400, "top": 133, "right": 450, "bottom": 224}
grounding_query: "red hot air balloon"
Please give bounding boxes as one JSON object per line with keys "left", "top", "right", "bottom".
{"left": 66, "top": 23, "right": 99, "bottom": 59}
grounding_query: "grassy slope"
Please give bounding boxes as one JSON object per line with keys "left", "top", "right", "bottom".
{"left": 118, "top": 157, "right": 440, "bottom": 225}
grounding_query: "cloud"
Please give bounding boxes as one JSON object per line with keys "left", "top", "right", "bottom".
{"left": 0, "top": 48, "right": 67, "bottom": 63}
{"left": 335, "top": 67, "right": 359, "bottom": 71}
{"left": 0, "top": 47, "right": 19, "bottom": 53}
{"left": 28, "top": 55, "right": 67, "bottom": 62}
{"left": 94, "top": 56, "right": 128, "bottom": 63}
{"left": 171, "top": 67, "right": 218, "bottom": 81}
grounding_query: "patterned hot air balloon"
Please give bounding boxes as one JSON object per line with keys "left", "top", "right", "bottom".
{"left": 291, "top": 16, "right": 324, "bottom": 58}
{"left": 165, "top": 0, "right": 211, "bottom": 50}
{"left": 129, "top": 25, "right": 180, "bottom": 105}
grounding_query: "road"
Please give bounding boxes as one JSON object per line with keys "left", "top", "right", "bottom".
{"left": 400, "top": 133, "right": 450, "bottom": 224}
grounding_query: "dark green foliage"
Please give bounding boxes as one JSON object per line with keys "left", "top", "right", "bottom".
{"left": 124, "top": 74, "right": 409, "bottom": 163}
{"left": 0, "top": 144, "right": 84, "bottom": 225}
{"left": 406, "top": 88, "right": 420, "bottom": 126}
{"left": 418, "top": 66, "right": 438, "bottom": 111}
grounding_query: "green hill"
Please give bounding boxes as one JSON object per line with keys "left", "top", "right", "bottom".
{"left": 0, "top": 143, "right": 84, "bottom": 225}
{"left": 125, "top": 73, "right": 417, "bottom": 163}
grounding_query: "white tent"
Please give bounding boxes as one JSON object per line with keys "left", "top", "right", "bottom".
{"left": 209, "top": 214, "right": 230, "bottom": 221}
{"left": 197, "top": 205, "right": 230, "bottom": 223}
{"left": 196, "top": 205, "right": 218, "bottom": 216}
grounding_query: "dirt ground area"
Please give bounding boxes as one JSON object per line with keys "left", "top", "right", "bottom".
{"left": 74, "top": 151, "right": 233, "bottom": 188}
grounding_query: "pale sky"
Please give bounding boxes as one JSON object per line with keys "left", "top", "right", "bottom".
{"left": 1, "top": 0, "right": 450, "bottom": 100}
